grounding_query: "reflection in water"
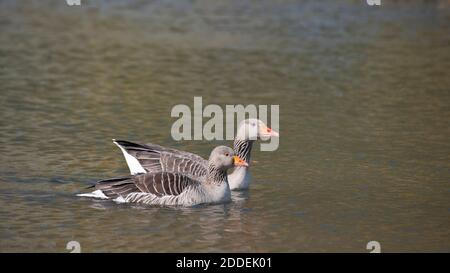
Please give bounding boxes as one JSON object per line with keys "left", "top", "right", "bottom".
{"left": 0, "top": 0, "right": 449, "bottom": 252}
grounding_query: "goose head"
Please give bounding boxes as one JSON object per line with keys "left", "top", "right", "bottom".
{"left": 235, "top": 119, "right": 279, "bottom": 141}
{"left": 209, "top": 146, "right": 248, "bottom": 171}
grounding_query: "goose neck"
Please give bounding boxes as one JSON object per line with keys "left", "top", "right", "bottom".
{"left": 207, "top": 163, "right": 228, "bottom": 185}
{"left": 233, "top": 139, "right": 254, "bottom": 164}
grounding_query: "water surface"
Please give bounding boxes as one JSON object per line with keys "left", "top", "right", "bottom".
{"left": 0, "top": 0, "right": 449, "bottom": 252}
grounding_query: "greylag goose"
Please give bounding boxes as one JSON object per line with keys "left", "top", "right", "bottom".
{"left": 114, "top": 119, "right": 278, "bottom": 190}
{"left": 78, "top": 146, "right": 248, "bottom": 206}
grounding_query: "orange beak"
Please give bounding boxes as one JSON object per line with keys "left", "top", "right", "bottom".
{"left": 233, "top": 156, "right": 249, "bottom": 167}
{"left": 261, "top": 126, "right": 279, "bottom": 137}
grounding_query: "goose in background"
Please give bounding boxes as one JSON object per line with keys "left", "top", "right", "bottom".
{"left": 114, "top": 119, "right": 279, "bottom": 190}
{"left": 78, "top": 146, "right": 248, "bottom": 206}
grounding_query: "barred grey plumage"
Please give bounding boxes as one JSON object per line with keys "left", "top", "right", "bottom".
{"left": 86, "top": 146, "right": 240, "bottom": 206}
{"left": 114, "top": 140, "right": 208, "bottom": 178}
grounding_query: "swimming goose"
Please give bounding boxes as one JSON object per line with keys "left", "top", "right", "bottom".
{"left": 78, "top": 146, "right": 248, "bottom": 206}
{"left": 114, "top": 119, "right": 278, "bottom": 190}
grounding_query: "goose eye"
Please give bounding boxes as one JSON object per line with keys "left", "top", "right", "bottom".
{"left": 224, "top": 153, "right": 229, "bottom": 157}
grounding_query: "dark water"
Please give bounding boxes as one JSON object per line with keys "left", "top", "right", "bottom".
{"left": 0, "top": 0, "right": 449, "bottom": 252}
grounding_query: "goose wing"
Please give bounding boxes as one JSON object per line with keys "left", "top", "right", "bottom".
{"left": 93, "top": 172, "right": 199, "bottom": 199}
{"left": 113, "top": 140, "right": 208, "bottom": 178}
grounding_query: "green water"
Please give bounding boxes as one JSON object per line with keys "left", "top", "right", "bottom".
{"left": 0, "top": 0, "right": 449, "bottom": 252}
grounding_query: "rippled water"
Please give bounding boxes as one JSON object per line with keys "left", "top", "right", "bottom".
{"left": 0, "top": 0, "right": 449, "bottom": 252}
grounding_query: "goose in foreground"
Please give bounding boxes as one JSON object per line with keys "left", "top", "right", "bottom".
{"left": 114, "top": 119, "right": 279, "bottom": 190}
{"left": 78, "top": 146, "right": 248, "bottom": 206}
